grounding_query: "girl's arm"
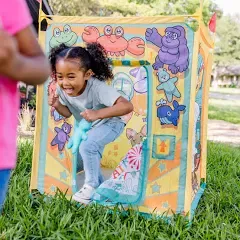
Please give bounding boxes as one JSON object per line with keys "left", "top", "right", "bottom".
{"left": 81, "top": 97, "right": 133, "bottom": 121}
{"left": 54, "top": 101, "right": 72, "bottom": 118}
{"left": 48, "top": 94, "right": 72, "bottom": 118}
{"left": 0, "top": 26, "right": 50, "bottom": 85}
{"left": 97, "top": 96, "right": 133, "bottom": 119}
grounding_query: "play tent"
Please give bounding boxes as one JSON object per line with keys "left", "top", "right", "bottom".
{"left": 30, "top": 1, "right": 215, "bottom": 220}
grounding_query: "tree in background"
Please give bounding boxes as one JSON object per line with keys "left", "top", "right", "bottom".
{"left": 129, "top": 0, "right": 221, "bottom": 24}
{"left": 49, "top": 0, "right": 220, "bottom": 22}
{"left": 215, "top": 14, "right": 240, "bottom": 65}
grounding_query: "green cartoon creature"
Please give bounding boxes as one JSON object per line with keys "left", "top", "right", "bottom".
{"left": 50, "top": 25, "right": 78, "bottom": 48}
{"left": 156, "top": 68, "right": 181, "bottom": 102}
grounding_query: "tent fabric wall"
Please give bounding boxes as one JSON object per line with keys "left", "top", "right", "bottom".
{"left": 30, "top": 10, "right": 214, "bottom": 219}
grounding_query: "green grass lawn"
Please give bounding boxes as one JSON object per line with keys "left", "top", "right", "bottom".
{"left": 210, "top": 87, "right": 240, "bottom": 95}
{"left": 0, "top": 141, "right": 240, "bottom": 239}
{"left": 208, "top": 99, "right": 240, "bottom": 124}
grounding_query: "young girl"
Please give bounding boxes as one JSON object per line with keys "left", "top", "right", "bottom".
{"left": 0, "top": 0, "right": 50, "bottom": 210}
{"left": 48, "top": 43, "right": 133, "bottom": 204}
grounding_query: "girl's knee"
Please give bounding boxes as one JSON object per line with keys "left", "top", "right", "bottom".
{"left": 79, "top": 139, "right": 99, "bottom": 155}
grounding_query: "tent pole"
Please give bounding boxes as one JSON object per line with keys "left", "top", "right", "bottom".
{"left": 42, "top": 0, "right": 53, "bottom": 15}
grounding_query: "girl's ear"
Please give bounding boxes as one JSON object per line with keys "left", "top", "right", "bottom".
{"left": 84, "top": 69, "right": 94, "bottom": 80}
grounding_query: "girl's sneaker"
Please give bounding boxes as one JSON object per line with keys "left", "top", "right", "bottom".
{"left": 72, "top": 184, "right": 96, "bottom": 205}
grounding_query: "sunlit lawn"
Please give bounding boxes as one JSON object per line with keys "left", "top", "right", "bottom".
{"left": 0, "top": 141, "right": 240, "bottom": 239}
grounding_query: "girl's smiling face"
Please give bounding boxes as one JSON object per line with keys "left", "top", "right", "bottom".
{"left": 55, "top": 58, "right": 92, "bottom": 96}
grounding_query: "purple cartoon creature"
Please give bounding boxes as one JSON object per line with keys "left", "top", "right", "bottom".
{"left": 51, "top": 122, "right": 72, "bottom": 152}
{"left": 145, "top": 26, "right": 189, "bottom": 74}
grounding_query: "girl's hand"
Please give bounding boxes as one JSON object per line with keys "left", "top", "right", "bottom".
{"left": 48, "top": 93, "right": 60, "bottom": 108}
{"left": 80, "top": 110, "right": 100, "bottom": 122}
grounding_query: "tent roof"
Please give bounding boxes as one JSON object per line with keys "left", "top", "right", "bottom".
{"left": 26, "top": 0, "right": 53, "bottom": 32}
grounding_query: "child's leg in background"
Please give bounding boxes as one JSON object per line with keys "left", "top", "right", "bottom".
{"left": 0, "top": 169, "right": 11, "bottom": 211}
{"left": 79, "top": 121, "right": 125, "bottom": 189}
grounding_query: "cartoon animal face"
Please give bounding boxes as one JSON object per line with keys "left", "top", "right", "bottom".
{"left": 62, "top": 122, "right": 72, "bottom": 134}
{"left": 82, "top": 25, "right": 145, "bottom": 56}
{"left": 162, "top": 28, "right": 181, "bottom": 49}
{"left": 50, "top": 25, "right": 78, "bottom": 48}
{"left": 126, "top": 125, "right": 147, "bottom": 147}
{"left": 157, "top": 68, "right": 170, "bottom": 83}
{"left": 101, "top": 25, "right": 126, "bottom": 46}
{"left": 157, "top": 100, "right": 186, "bottom": 126}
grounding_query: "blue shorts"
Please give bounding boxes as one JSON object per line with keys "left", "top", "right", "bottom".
{"left": 0, "top": 169, "right": 11, "bottom": 211}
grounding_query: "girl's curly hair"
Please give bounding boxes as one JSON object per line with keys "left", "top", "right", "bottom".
{"left": 49, "top": 43, "right": 113, "bottom": 81}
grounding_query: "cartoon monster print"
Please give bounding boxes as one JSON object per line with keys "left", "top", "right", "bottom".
{"left": 156, "top": 100, "right": 186, "bottom": 126}
{"left": 126, "top": 125, "right": 147, "bottom": 147}
{"left": 82, "top": 25, "right": 145, "bottom": 56}
{"left": 156, "top": 68, "right": 181, "bottom": 102}
{"left": 145, "top": 25, "right": 189, "bottom": 74}
{"left": 50, "top": 108, "right": 65, "bottom": 122}
{"left": 129, "top": 67, "right": 148, "bottom": 94}
{"left": 50, "top": 24, "right": 78, "bottom": 48}
{"left": 51, "top": 122, "right": 72, "bottom": 152}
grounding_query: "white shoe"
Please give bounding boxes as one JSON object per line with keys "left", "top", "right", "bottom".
{"left": 72, "top": 184, "right": 96, "bottom": 205}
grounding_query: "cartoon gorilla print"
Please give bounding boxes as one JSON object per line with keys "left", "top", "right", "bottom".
{"left": 145, "top": 26, "right": 189, "bottom": 74}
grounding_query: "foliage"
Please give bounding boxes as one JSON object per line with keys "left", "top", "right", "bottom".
{"left": 19, "top": 86, "right": 26, "bottom": 93}
{"left": 0, "top": 141, "right": 240, "bottom": 238}
{"left": 214, "top": 15, "right": 240, "bottom": 65}
{"left": 129, "top": 0, "right": 222, "bottom": 24}
{"left": 29, "top": 94, "right": 36, "bottom": 109}
{"left": 48, "top": 0, "right": 221, "bottom": 22}
{"left": 48, "top": 0, "right": 102, "bottom": 16}
{"left": 18, "top": 103, "right": 34, "bottom": 132}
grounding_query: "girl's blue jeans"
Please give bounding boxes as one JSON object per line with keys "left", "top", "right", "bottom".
{"left": 78, "top": 120, "right": 125, "bottom": 188}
